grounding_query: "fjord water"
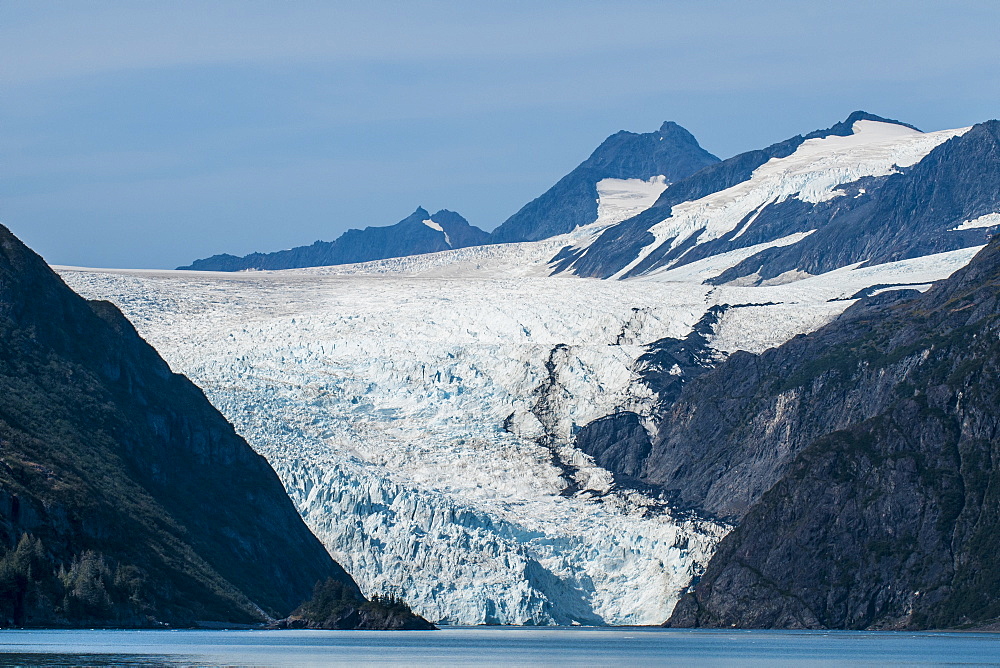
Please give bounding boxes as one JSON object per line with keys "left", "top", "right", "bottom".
{"left": 2, "top": 628, "right": 999, "bottom": 667}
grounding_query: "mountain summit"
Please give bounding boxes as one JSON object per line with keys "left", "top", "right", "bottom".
{"left": 805, "top": 110, "right": 921, "bottom": 139}
{"left": 489, "top": 121, "right": 720, "bottom": 243}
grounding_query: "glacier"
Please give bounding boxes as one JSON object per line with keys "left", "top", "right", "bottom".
{"left": 58, "top": 245, "right": 976, "bottom": 625}
{"left": 55, "top": 134, "right": 987, "bottom": 625}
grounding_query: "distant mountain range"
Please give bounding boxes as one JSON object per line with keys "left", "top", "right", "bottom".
{"left": 178, "top": 120, "right": 719, "bottom": 271}
{"left": 180, "top": 208, "right": 489, "bottom": 272}
{"left": 181, "top": 112, "right": 997, "bottom": 282}
{"left": 0, "top": 224, "right": 428, "bottom": 629}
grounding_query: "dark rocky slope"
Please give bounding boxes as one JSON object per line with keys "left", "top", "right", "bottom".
{"left": 0, "top": 224, "right": 426, "bottom": 629}
{"left": 490, "top": 121, "right": 719, "bottom": 244}
{"left": 180, "top": 207, "right": 487, "bottom": 271}
{"left": 659, "top": 237, "right": 1000, "bottom": 629}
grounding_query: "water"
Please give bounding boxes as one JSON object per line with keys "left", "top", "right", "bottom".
{"left": 1, "top": 627, "right": 999, "bottom": 667}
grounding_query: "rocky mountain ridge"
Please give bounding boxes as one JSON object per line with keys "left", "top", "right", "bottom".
{"left": 180, "top": 207, "right": 488, "bottom": 272}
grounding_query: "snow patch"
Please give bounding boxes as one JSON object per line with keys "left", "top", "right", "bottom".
{"left": 951, "top": 212, "right": 1000, "bottom": 231}
{"left": 423, "top": 219, "right": 451, "bottom": 246}
{"left": 594, "top": 176, "right": 668, "bottom": 228}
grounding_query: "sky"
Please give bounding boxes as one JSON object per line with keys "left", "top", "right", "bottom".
{"left": 3, "top": 1, "right": 1000, "bottom": 269}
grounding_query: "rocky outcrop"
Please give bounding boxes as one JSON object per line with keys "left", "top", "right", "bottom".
{"left": 661, "top": 237, "right": 1000, "bottom": 629}
{"left": 574, "top": 412, "right": 651, "bottom": 480}
{"left": 180, "top": 208, "right": 488, "bottom": 271}
{"left": 275, "top": 578, "right": 435, "bottom": 631}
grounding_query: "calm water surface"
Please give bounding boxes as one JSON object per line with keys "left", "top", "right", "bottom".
{"left": 1, "top": 627, "right": 999, "bottom": 667}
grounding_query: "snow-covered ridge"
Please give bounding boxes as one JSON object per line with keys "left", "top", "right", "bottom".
{"left": 605, "top": 120, "right": 970, "bottom": 278}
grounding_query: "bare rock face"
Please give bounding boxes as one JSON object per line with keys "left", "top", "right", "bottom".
{"left": 663, "top": 237, "right": 1000, "bottom": 629}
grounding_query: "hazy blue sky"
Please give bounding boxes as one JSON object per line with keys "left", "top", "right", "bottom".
{"left": 3, "top": 1, "right": 999, "bottom": 268}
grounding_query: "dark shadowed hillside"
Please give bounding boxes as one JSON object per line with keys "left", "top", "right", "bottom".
{"left": 0, "top": 224, "right": 427, "bottom": 629}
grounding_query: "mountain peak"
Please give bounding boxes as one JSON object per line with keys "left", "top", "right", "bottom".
{"left": 489, "top": 121, "right": 719, "bottom": 244}
{"left": 844, "top": 110, "right": 919, "bottom": 129}
{"left": 656, "top": 121, "right": 701, "bottom": 146}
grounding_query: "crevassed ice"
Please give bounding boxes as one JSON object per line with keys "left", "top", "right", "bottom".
{"left": 63, "top": 270, "right": 723, "bottom": 624}
{"left": 58, "top": 243, "right": 978, "bottom": 625}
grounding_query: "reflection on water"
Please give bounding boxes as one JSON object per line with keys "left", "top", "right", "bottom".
{"left": 1, "top": 627, "right": 999, "bottom": 667}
